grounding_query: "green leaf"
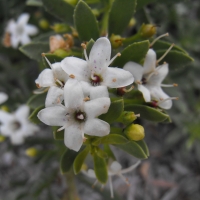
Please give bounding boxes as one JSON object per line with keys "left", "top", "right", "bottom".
{"left": 26, "top": 0, "right": 43, "bottom": 6}
{"left": 27, "top": 93, "right": 46, "bottom": 109}
{"left": 42, "top": 0, "right": 74, "bottom": 25}
{"left": 116, "top": 141, "right": 148, "bottom": 159}
{"left": 74, "top": 1, "right": 99, "bottom": 41}
{"left": 73, "top": 146, "right": 90, "bottom": 174}
{"left": 136, "top": 0, "right": 158, "bottom": 10}
{"left": 29, "top": 106, "right": 44, "bottom": 124}
{"left": 156, "top": 50, "right": 194, "bottom": 69}
{"left": 123, "top": 89, "right": 145, "bottom": 104}
{"left": 103, "top": 144, "right": 116, "bottom": 160}
{"left": 125, "top": 104, "right": 171, "bottom": 122}
{"left": 53, "top": 128, "right": 64, "bottom": 140}
{"left": 108, "top": 0, "right": 137, "bottom": 35}
{"left": 96, "top": 147, "right": 108, "bottom": 159}
{"left": 86, "top": 39, "right": 95, "bottom": 55}
{"left": 92, "top": 134, "right": 128, "bottom": 146}
{"left": 112, "top": 40, "right": 150, "bottom": 68}
{"left": 19, "top": 42, "right": 49, "bottom": 62}
{"left": 99, "top": 99, "right": 124, "bottom": 123}
{"left": 60, "top": 148, "right": 79, "bottom": 174}
{"left": 135, "top": 140, "right": 149, "bottom": 156}
{"left": 93, "top": 153, "right": 108, "bottom": 184}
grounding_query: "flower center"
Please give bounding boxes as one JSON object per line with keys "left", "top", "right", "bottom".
{"left": 141, "top": 77, "right": 147, "bottom": 85}
{"left": 10, "top": 120, "right": 21, "bottom": 131}
{"left": 16, "top": 25, "right": 24, "bottom": 35}
{"left": 90, "top": 74, "right": 102, "bottom": 86}
{"left": 74, "top": 111, "right": 86, "bottom": 122}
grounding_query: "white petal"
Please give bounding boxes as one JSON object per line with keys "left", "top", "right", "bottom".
{"left": 10, "top": 133, "right": 25, "bottom": 145}
{"left": 84, "top": 97, "right": 110, "bottom": 118}
{"left": 10, "top": 35, "right": 20, "bottom": 48}
{"left": 51, "top": 62, "right": 68, "bottom": 83}
{"left": 37, "top": 106, "right": 67, "bottom": 126}
{"left": 90, "top": 86, "right": 109, "bottom": 100}
{"left": 0, "top": 92, "right": 8, "bottom": 104}
{"left": 35, "top": 69, "right": 55, "bottom": 87}
{"left": 143, "top": 49, "right": 157, "bottom": 74}
{"left": 24, "top": 24, "right": 38, "bottom": 36}
{"left": 15, "top": 105, "right": 30, "bottom": 119}
{"left": 64, "top": 124, "right": 83, "bottom": 151}
{"left": 17, "top": 13, "right": 30, "bottom": 26}
{"left": 64, "top": 79, "right": 84, "bottom": 110}
{"left": 148, "top": 63, "right": 169, "bottom": 86}
{"left": 138, "top": 84, "right": 151, "bottom": 102}
{"left": 6, "top": 20, "right": 16, "bottom": 33}
{"left": 45, "top": 86, "right": 64, "bottom": 107}
{"left": 110, "top": 161, "right": 122, "bottom": 173}
{"left": 87, "top": 169, "right": 96, "bottom": 178}
{"left": 25, "top": 123, "right": 39, "bottom": 135}
{"left": 61, "top": 57, "right": 90, "bottom": 82}
{"left": 84, "top": 118, "right": 110, "bottom": 137}
{"left": 0, "top": 124, "right": 13, "bottom": 136}
{"left": 0, "top": 111, "right": 14, "bottom": 124}
{"left": 123, "top": 61, "right": 144, "bottom": 82}
{"left": 80, "top": 81, "right": 92, "bottom": 97}
{"left": 20, "top": 34, "right": 31, "bottom": 45}
{"left": 103, "top": 67, "right": 134, "bottom": 88}
{"left": 89, "top": 37, "right": 111, "bottom": 74}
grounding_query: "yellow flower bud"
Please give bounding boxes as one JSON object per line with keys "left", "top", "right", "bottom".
{"left": 139, "top": 24, "right": 157, "bottom": 39}
{"left": 54, "top": 49, "right": 71, "bottom": 58}
{"left": 39, "top": 19, "right": 49, "bottom": 30}
{"left": 121, "top": 111, "right": 139, "bottom": 125}
{"left": 64, "top": 0, "right": 78, "bottom": 5}
{"left": 110, "top": 34, "right": 124, "bottom": 49}
{"left": 0, "top": 106, "right": 9, "bottom": 112}
{"left": 128, "top": 18, "right": 136, "bottom": 28}
{"left": 51, "top": 23, "right": 70, "bottom": 33}
{"left": 25, "top": 148, "right": 38, "bottom": 157}
{"left": 0, "top": 135, "right": 6, "bottom": 142}
{"left": 124, "top": 124, "right": 145, "bottom": 141}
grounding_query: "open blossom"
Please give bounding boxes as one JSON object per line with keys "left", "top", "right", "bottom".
{"left": 37, "top": 79, "right": 111, "bottom": 152}
{"left": 35, "top": 57, "right": 68, "bottom": 107}
{"left": 61, "top": 37, "right": 134, "bottom": 98}
{"left": 123, "top": 49, "right": 175, "bottom": 109}
{"left": 82, "top": 160, "right": 141, "bottom": 198}
{"left": 0, "top": 92, "right": 8, "bottom": 104}
{"left": 0, "top": 105, "right": 39, "bottom": 145}
{"left": 5, "top": 13, "right": 38, "bottom": 48}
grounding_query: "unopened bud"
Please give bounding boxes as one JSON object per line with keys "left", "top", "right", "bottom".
{"left": 39, "top": 19, "right": 49, "bottom": 30}
{"left": 25, "top": 148, "right": 38, "bottom": 157}
{"left": 0, "top": 135, "right": 6, "bottom": 142}
{"left": 0, "top": 106, "right": 9, "bottom": 112}
{"left": 64, "top": 0, "right": 78, "bottom": 6}
{"left": 139, "top": 24, "right": 157, "bottom": 39}
{"left": 110, "top": 34, "right": 124, "bottom": 49}
{"left": 121, "top": 111, "right": 139, "bottom": 125}
{"left": 128, "top": 18, "right": 136, "bottom": 28}
{"left": 124, "top": 124, "right": 145, "bottom": 141}
{"left": 54, "top": 49, "right": 71, "bottom": 58}
{"left": 51, "top": 23, "right": 70, "bottom": 33}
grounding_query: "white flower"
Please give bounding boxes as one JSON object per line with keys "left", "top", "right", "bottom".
{"left": 61, "top": 37, "right": 134, "bottom": 98}
{"left": 0, "top": 105, "right": 39, "bottom": 145}
{"left": 123, "top": 49, "right": 176, "bottom": 109}
{"left": 6, "top": 13, "right": 38, "bottom": 48}
{"left": 0, "top": 92, "right": 8, "bottom": 104}
{"left": 82, "top": 160, "right": 141, "bottom": 198}
{"left": 35, "top": 57, "right": 68, "bottom": 107}
{"left": 37, "top": 79, "right": 111, "bottom": 152}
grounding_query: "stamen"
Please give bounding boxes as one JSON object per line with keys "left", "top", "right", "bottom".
{"left": 158, "top": 97, "right": 178, "bottom": 105}
{"left": 135, "top": 113, "right": 140, "bottom": 118}
{"left": 42, "top": 54, "right": 53, "bottom": 69}
{"left": 57, "top": 126, "right": 65, "bottom": 132}
{"left": 81, "top": 43, "right": 89, "bottom": 62}
{"left": 69, "top": 74, "right": 75, "bottom": 79}
{"left": 136, "top": 80, "right": 142, "bottom": 84}
{"left": 145, "top": 71, "right": 157, "bottom": 82}
{"left": 123, "top": 85, "right": 134, "bottom": 93}
{"left": 108, "top": 53, "right": 121, "bottom": 66}
{"left": 77, "top": 114, "right": 84, "bottom": 120}
{"left": 161, "top": 83, "right": 178, "bottom": 87}
{"left": 56, "top": 79, "right": 64, "bottom": 87}
{"left": 121, "top": 160, "right": 141, "bottom": 174}
{"left": 156, "top": 43, "right": 174, "bottom": 64}
{"left": 83, "top": 97, "right": 90, "bottom": 102}
{"left": 92, "top": 180, "right": 98, "bottom": 188}
{"left": 118, "top": 174, "right": 130, "bottom": 185}
{"left": 150, "top": 33, "right": 169, "bottom": 47}
{"left": 109, "top": 176, "right": 114, "bottom": 198}
{"left": 100, "top": 184, "right": 105, "bottom": 191}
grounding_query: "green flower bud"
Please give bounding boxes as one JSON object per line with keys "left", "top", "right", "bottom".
{"left": 54, "top": 49, "right": 71, "bottom": 58}
{"left": 128, "top": 17, "right": 136, "bottom": 28}
{"left": 39, "top": 19, "right": 49, "bottom": 30}
{"left": 121, "top": 111, "right": 139, "bottom": 125}
{"left": 0, "top": 135, "right": 6, "bottom": 142}
{"left": 110, "top": 34, "right": 124, "bottom": 49}
{"left": 0, "top": 106, "right": 9, "bottom": 112}
{"left": 139, "top": 23, "right": 157, "bottom": 39}
{"left": 64, "top": 0, "right": 78, "bottom": 6}
{"left": 51, "top": 23, "right": 70, "bottom": 33}
{"left": 25, "top": 148, "right": 38, "bottom": 157}
{"left": 124, "top": 124, "right": 145, "bottom": 141}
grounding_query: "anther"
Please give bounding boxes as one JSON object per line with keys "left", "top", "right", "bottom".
{"left": 150, "top": 33, "right": 169, "bottom": 47}
{"left": 136, "top": 80, "right": 142, "bottom": 84}
{"left": 158, "top": 97, "right": 178, "bottom": 105}
{"left": 57, "top": 126, "right": 65, "bottom": 132}
{"left": 83, "top": 97, "right": 90, "bottom": 102}
{"left": 108, "top": 52, "right": 121, "bottom": 65}
{"left": 161, "top": 83, "right": 178, "bottom": 87}
{"left": 81, "top": 43, "right": 89, "bottom": 62}
{"left": 81, "top": 43, "right": 86, "bottom": 49}
{"left": 69, "top": 74, "right": 75, "bottom": 79}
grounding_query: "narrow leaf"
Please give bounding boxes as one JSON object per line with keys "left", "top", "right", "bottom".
{"left": 74, "top": 1, "right": 99, "bottom": 41}
{"left": 104, "top": 144, "right": 116, "bottom": 160}
{"left": 53, "top": 129, "right": 64, "bottom": 140}
{"left": 135, "top": 140, "right": 149, "bottom": 156}
{"left": 27, "top": 93, "right": 46, "bottom": 109}
{"left": 108, "top": 0, "right": 137, "bottom": 35}
{"left": 42, "top": 0, "right": 74, "bottom": 25}
{"left": 26, "top": 0, "right": 43, "bottom": 6}
{"left": 93, "top": 153, "right": 108, "bottom": 184}
{"left": 112, "top": 40, "right": 150, "bottom": 68}
{"left": 29, "top": 106, "right": 44, "bottom": 124}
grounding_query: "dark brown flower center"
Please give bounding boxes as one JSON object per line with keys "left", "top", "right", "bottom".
{"left": 74, "top": 111, "right": 86, "bottom": 122}
{"left": 91, "top": 75, "right": 102, "bottom": 86}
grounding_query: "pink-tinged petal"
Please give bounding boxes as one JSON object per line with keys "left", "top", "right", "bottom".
{"left": 0, "top": 92, "right": 8, "bottom": 104}
{"left": 138, "top": 84, "right": 151, "bottom": 102}
{"left": 0, "top": 111, "right": 14, "bottom": 124}
{"left": 64, "top": 79, "right": 84, "bottom": 110}
{"left": 20, "top": 34, "right": 31, "bottom": 45}
{"left": 64, "top": 124, "right": 83, "bottom": 152}
{"left": 61, "top": 57, "right": 89, "bottom": 82}
{"left": 84, "top": 118, "right": 110, "bottom": 136}
{"left": 37, "top": 105, "right": 68, "bottom": 126}
{"left": 89, "top": 37, "right": 111, "bottom": 74}
{"left": 90, "top": 86, "right": 109, "bottom": 100}
{"left": 143, "top": 49, "right": 157, "bottom": 74}
{"left": 148, "top": 63, "right": 169, "bottom": 86}
{"left": 102, "top": 67, "right": 134, "bottom": 88}
{"left": 148, "top": 86, "right": 172, "bottom": 109}
{"left": 123, "top": 61, "right": 143, "bottom": 82}
{"left": 17, "top": 13, "right": 30, "bottom": 26}
{"left": 24, "top": 24, "right": 38, "bottom": 36}
{"left": 51, "top": 62, "right": 68, "bottom": 83}
{"left": 10, "top": 133, "right": 25, "bottom": 145}
{"left": 15, "top": 105, "right": 30, "bottom": 119}
{"left": 35, "top": 69, "right": 55, "bottom": 87}
{"left": 84, "top": 97, "right": 110, "bottom": 118}
{"left": 45, "top": 86, "right": 64, "bottom": 107}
